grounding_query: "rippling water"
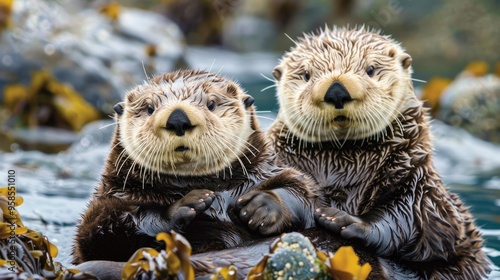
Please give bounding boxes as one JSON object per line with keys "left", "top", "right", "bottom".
{"left": 1, "top": 116, "right": 500, "bottom": 278}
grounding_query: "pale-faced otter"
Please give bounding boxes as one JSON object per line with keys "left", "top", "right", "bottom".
{"left": 268, "top": 26, "right": 492, "bottom": 279}
{"left": 72, "top": 69, "right": 317, "bottom": 264}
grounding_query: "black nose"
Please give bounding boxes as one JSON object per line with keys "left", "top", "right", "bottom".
{"left": 166, "top": 108, "right": 195, "bottom": 136}
{"left": 324, "top": 81, "right": 353, "bottom": 109}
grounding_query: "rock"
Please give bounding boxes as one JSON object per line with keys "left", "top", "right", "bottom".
{"left": 1, "top": 0, "right": 185, "bottom": 117}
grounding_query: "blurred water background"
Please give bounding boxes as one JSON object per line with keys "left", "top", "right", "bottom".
{"left": 0, "top": 0, "right": 499, "bottom": 278}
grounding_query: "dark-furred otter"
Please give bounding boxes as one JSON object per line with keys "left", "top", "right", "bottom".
{"left": 72, "top": 70, "right": 317, "bottom": 264}
{"left": 268, "top": 26, "right": 492, "bottom": 279}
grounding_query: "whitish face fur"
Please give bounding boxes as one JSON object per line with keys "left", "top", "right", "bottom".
{"left": 118, "top": 70, "right": 254, "bottom": 176}
{"left": 274, "top": 26, "right": 414, "bottom": 143}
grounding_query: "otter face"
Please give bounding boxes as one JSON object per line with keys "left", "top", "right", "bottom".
{"left": 118, "top": 70, "right": 255, "bottom": 176}
{"left": 274, "top": 26, "right": 413, "bottom": 142}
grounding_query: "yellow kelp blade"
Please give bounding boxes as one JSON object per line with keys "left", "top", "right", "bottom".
{"left": 0, "top": 0, "right": 14, "bottom": 31}
{"left": 123, "top": 232, "right": 195, "bottom": 280}
{"left": 0, "top": 187, "right": 24, "bottom": 207}
{"left": 156, "top": 232, "right": 182, "bottom": 275}
{"left": 33, "top": 70, "right": 101, "bottom": 131}
{"left": 464, "top": 61, "right": 489, "bottom": 77}
{"left": 170, "top": 231, "right": 194, "bottom": 279}
{"left": 0, "top": 0, "right": 13, "bottom": 13}
{"left": 0, "top": 222, "right": 27, "bottom": 239}
{"left": 122, "top": 248, "right": 158, "bottom": 279}
{"left": 0, "top": 188, "right": 27, "bottom": 239}
{"left": 99, "top": 1, "right": 120, "bottom": 21}
{"left": 3, "top": 71, "right": 102, "bottom": 131}
{"left": 329, "top": 246, "right": 371, "bottom": 280}
{"left": 23, "top": 230, "right": 59, "bottom": 258}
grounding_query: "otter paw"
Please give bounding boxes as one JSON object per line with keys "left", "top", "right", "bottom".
{"left": 235, "top": 191, "right": 287, "bottom": 235}
{"left": 168, "top": 189, "right": 215, "bottom": 228}
{"left": 315, "top": 207, "right": 365, "bottom": 236}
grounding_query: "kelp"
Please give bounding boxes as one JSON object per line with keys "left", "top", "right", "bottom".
{"left": 122, "top": 231, "right": 241, "bottom": 280}
{"left": 99, "top": 1, "right": 120, "bottom": 22}
{"left": 0, "top": 0, "right": 13, "bottom": 32}
{"left": 123, "top": 231, "right": 371, "bottom": 280}
{"left": 2, "top": 70, "right": 102, "bottom": 132}
{"left": 0, "top": 187, "right": 26, "bottom": 239}
{"left": 325, "top": 246, "right": 372, "bottom": 280}
{"left": 0, "top": 187, "right": 97, "bottom": 280}
{"left": 122, "top": 231, "right": 194, "bottom": 280}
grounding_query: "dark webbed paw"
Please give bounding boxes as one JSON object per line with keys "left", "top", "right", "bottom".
{"left": 167, "top": 189, "right": 215, "bottom": 230}
{"left": 235, "top": 191, "right": 289, "bottom": 235}
{"left": 315, "top": 207, "right": 371, "bottom": 242}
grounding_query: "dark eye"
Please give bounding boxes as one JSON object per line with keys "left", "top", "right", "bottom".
{"left": 366, "top": 66, "right": 375, "bottom": 77}
{"left": 147, "top": 104, "right": 155, "bottom": 115}
{"left": 304, "top": 70, "right": 311, "bottom": 82}
{"left": 207, "top": 100, "right": 216, "bottom": 111}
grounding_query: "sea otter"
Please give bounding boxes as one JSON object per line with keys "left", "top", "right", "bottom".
{"left": 268, "top": 26, "right": 492, "bottom": 279}
{"left": 72, "top": 69, "right": 317, "bottom": 264}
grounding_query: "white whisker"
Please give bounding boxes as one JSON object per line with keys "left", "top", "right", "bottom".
{"left": 261, "top": 84, "right": 277, "bottom": 92}
{"left": 99, "top": 122, "right": 117, "bottom": 129}
{"left": 284, "top": 33, "right": 298, "bottom": 44}
{"left": 260, "top": 73, "right": 276, "bottom": 83}
{"left": 411, "top": 78, "right": 427, "bottom": 83}
{"left": 255, "top": 115, "right": 276, "bottom": 122}
{"left": 141, "top": 60, "right": 148, "bottom": 80}
{"left": 214, "top": 66, "right": 224, "bottom": 78}
{"left": 208, "top": 59, "right": 216, "bottom": 74}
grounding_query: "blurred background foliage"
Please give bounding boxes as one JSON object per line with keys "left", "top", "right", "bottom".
{"left": 1, "top": 0, "right": 500, "bottom": 152}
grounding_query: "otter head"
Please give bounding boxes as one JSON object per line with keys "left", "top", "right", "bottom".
{"left": 116, "top": 70, "right": 257, "bottom": 176}
{"left": 273, "top": 26, "right": 413, "bottom": 142}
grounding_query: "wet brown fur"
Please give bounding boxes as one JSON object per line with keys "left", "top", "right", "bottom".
{"left": 269, "top": 26, "right": 492, "bottom": 279}
{"left": 72, "top": 70, "right": 317, "bottom": 264}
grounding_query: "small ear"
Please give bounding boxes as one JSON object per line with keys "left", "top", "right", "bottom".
{"left": 272, "top": 66, "right": 282, "bottom": 81}
{"left": 243, "top": 95, "right": 255, "bottom": 108}
{"left": 401, "top": 53, "right": 412, "bottom": 69}
{"left": 113, "top": 102, "right": 124, "bottom": 115}
{"left": 226, "top": 83, "right": 239, "bottom": 97}
{"left": 241, "top": 94, "right": 259, "bottom": 130}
